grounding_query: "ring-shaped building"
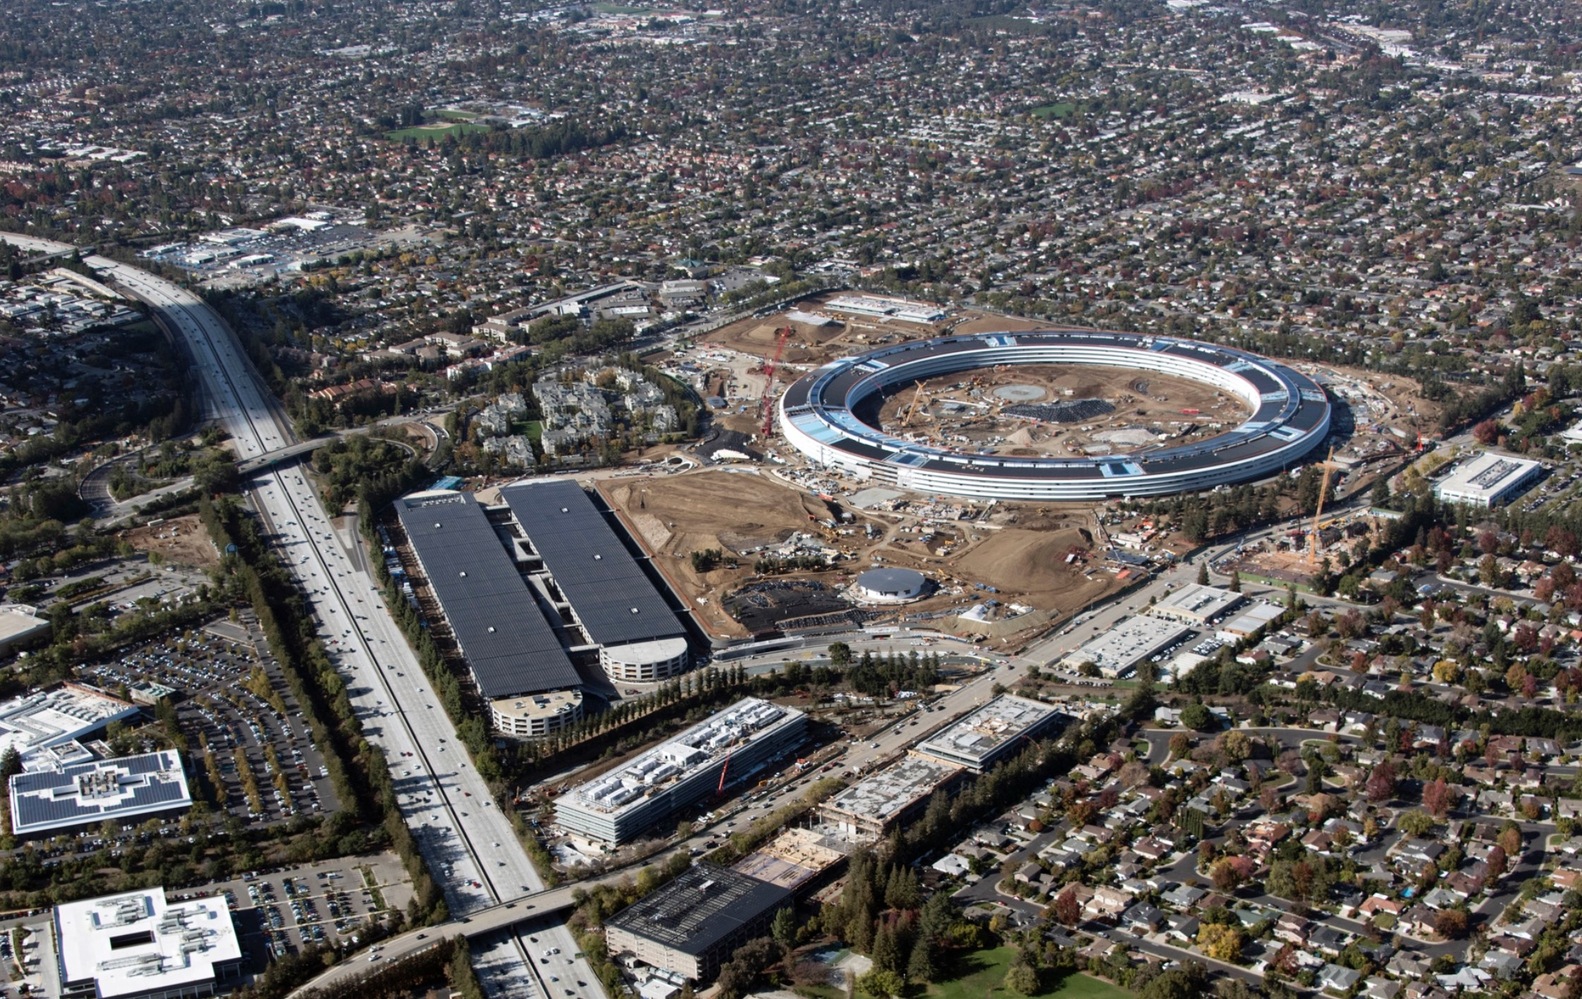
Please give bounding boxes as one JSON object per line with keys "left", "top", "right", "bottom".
{"left": 777, "top": 330, "right": 1331, "bottom": 501}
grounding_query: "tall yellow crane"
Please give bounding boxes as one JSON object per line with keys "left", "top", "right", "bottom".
{"left": 903, "top": 380, "right": 932, "bottom": 426}
{"left": 1308, "top": 447, "right": 1342, "bottom": 566}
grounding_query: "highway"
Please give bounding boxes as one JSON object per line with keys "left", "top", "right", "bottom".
{"left": 0, "top": 236, "right": 598, "bottom": 999}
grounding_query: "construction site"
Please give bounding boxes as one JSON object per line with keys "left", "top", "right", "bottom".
{"left": 631, "top": 299, "right": 1443, "bottom": 633}
{"left": 597, "top": 468, "right": 1128, "bottom": 642}
{"left": 862, "top": 363, "right": 1246, "bottom": 459}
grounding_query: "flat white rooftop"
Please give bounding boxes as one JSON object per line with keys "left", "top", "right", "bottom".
{"left": 1434, "top": 451, "right": 1542, "bottom": 506}
{"left": 0, "top": 606, "right": 50, "bottom": 648}
{"left": 1148, "top": 583, "right": 1244, "bottom": 624}
{"left": 1061, "top": 616, "right": 1191, "bottom": 676}
{"left": 562, "top": 698, "right": 804, "bottom": 817}
{"left": 1217, "top": 600, "right": 1285, "bottom": 638}
{"left": 824, "top": 755, "right": 959, "bottom": 830}
{"left": 914, "top": 695, "right": 1063, "bottom": 771}
{"left": 0, "top": 684, "right": 141, "bottom": 770}
{"left": 56, "top": 887, "right": 241, "bottom": 999}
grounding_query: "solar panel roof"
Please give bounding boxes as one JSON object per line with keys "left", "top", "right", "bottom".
{"left": 499, "top": 481, "right": 686, "bottom": 648}
{"left": 9, "top": 749, "right": 191, "bottom": 835}
{"left": 397, "top": 492, "right": 581, "bottom": 698}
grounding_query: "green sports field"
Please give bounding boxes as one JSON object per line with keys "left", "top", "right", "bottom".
{"left": 926, "top": 947, "right": 1130, "bottom": 999}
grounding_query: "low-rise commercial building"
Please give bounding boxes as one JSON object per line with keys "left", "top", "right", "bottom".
{"left": 1434, "top": 451, "right": 1543, "bottom": 509}
{"left": 556, "top": 698, "right": 805, "bottom": 844}
{"left": 0, "top": 684, "right": 142, "bottom": 770}
{"left": 10, "top": 749, "right": 192, "bottom": 838}
{"left": 821, "top": 754, "right": 961, "bottom": 841}
{"left": 605, "top": 865, "right": 791, "bottom": 982}
{"left": 1147, "top": 583, "right": 1244, "bottom": 626}
{"left": 55, "top": 887, "right": 243, "bottom": 999}
{"left": 1060, "top": 616, "right": 1191, "bottom": 677}
{"left": 914, "top": 695, "right": 1065, "bottom": 773}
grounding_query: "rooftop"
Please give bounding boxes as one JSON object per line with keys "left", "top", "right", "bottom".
{"left": 563, "top": 698, "right": 802, "bottom": 816}
{"left": 0, "top": 684, "right": 141, "bottom": 769}
{"left": 1434, "top": 451, "right": 1543, "bottom": 503}
{"left": 606, "top": 864, "right": 790, "bottom": 956}
{"left": 55, "top": 887, "right": 241, "bottom": 999}
{"left": 396, "top": 490, "right": 581, "bottom": 698}
{"left": 499, "top": 479, "right": 685, "bottom": 649}
{"left": 10, "top": 749, "right": 191, "bottom": 836}
{"left": 914, "top": 695, "right": 1064, "bottom": 770}
{"left": 1149, "top": 583, "right": 1244, "bottom": 623}
{"left": 824, "top": 754, "right": 960, "bottom": 826}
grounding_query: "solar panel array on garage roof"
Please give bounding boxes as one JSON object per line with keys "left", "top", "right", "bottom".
{"left": 396, "top": 491, "right": 580, "bottom": 698}
{"left": 499, "top": 480, "right": 685, "bottom": 648}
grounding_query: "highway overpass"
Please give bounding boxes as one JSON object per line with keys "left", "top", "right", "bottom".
{"left": 288, "top": 882, "right": 585, "bottom": 997}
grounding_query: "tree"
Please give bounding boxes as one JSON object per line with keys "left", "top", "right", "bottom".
{"left": 905, "top": 936, "right": 937, "bottom": 984}
{"left": 770, "top": 907, "right": 797, "bottom": 958}
{"left": 1005, "top": 959, "right": 1041, "bottom": 996}
{"left": 1197, "top": 922, "right": 1244, "bottom": 962}
{"left": 1180, "top": 701, "right": 1215, "bottom": 731}
{"left": 1052, "top": 886, "right": 1082, "bottom": 926}
{"left": 1485, "top": 844, "right": 1507, "bottom": 880}
{"left": 1398, "top": 810, "right": 1437, "bottom": 838}
{"left": 870, "top": 923, "right": 903, "bottom": 976}
{"left": 1209, "top": 857, "right": 1248, "bottom": 892}
{"left": 1433, "top": 908, "right": 1469, "bottom": 939}
{"left": 716, "top": 938, "right": 777, "bottom": 999}
{"left": 1169, "top": 732, "right": 1192, "bottom": 759}
{"left": 885, "top": 866, "right": 920, "bottom": 910}
{"left": 1217, "top": 729, "right": 1251, "bottom": 762}
{"left": 1498, "top": 823, "right": 1523, "bottom": 859}
{"left": 1197, "top": 562, "right": 1210, "bottom": 585}
{"left": 1423, "top": 777, "right": 1453, "bottom": 818}
{"left": 857, "top": 969, "right": 905, "bottom": 999}
{"left": 1139, "top": 963, "right": 1211, "bottom": 999}
{"left": 1365, "top": 759, "right": 1397, "bottom": 802}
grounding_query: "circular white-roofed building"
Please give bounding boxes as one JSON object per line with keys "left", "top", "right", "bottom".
{"left": 777, "top": 330, "right": 1331, "bottom": 501}
{"left": 854, "top": 567, "right": 929, "bottom": 604}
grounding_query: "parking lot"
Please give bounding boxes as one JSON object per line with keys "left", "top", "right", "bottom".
{"left": 75, "top": 615, "right": 339, "bottom": 825}
{"left": 185, "top": 854, "right": 412, "bottom": 960}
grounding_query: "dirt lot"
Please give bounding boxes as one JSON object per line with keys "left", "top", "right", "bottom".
{"left": 937, "top": 526, "right": 1117, "bottom": 611}
{"left": 875, "top": 363, "right": 1244, "bottom": 458}
{"left": 123, "top": 514, "right": 219, "bottom": 569}
{"left": 953, "top": 313, "right": 1049, "bottom": 334}
{"left": 598, "top": 470, "right": 836, "bottom": 637}
{"left": 600, "top": 469, "right": 1124, "bottom": 640}
{"left": 701, "top": 292, "right": 943, "bottom": 363}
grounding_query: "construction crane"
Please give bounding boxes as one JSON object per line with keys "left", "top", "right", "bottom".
{"left": 757, "top": 326, "right": 793, "bottom": 438}
{"left": 1308, "top": 446, "right": 1342, "bottom": 565}
{"left": 903, "top": 380, "right": 932, "bottom": 427}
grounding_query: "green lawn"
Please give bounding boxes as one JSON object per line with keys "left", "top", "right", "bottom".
{"left": 385, "top": 121, "right": 492, "bottom": 141}
{"left": 1031, "top": 102, "right": 1076, "bottom": 118}
{"left": 927, "top": 947, "right": 1129, "bottom": 999}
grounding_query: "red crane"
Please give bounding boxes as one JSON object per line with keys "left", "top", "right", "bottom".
{"left": 758, "top": 326, "right": 793, "bottom": 437}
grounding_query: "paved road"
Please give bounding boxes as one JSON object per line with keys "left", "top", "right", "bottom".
{"left": 16, "top": 239, "right": 588, "bottom": 999}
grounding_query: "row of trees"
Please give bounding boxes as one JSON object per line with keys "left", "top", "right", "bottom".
{"left": 199, "top": 495, "right": 446, "bottom": 927}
